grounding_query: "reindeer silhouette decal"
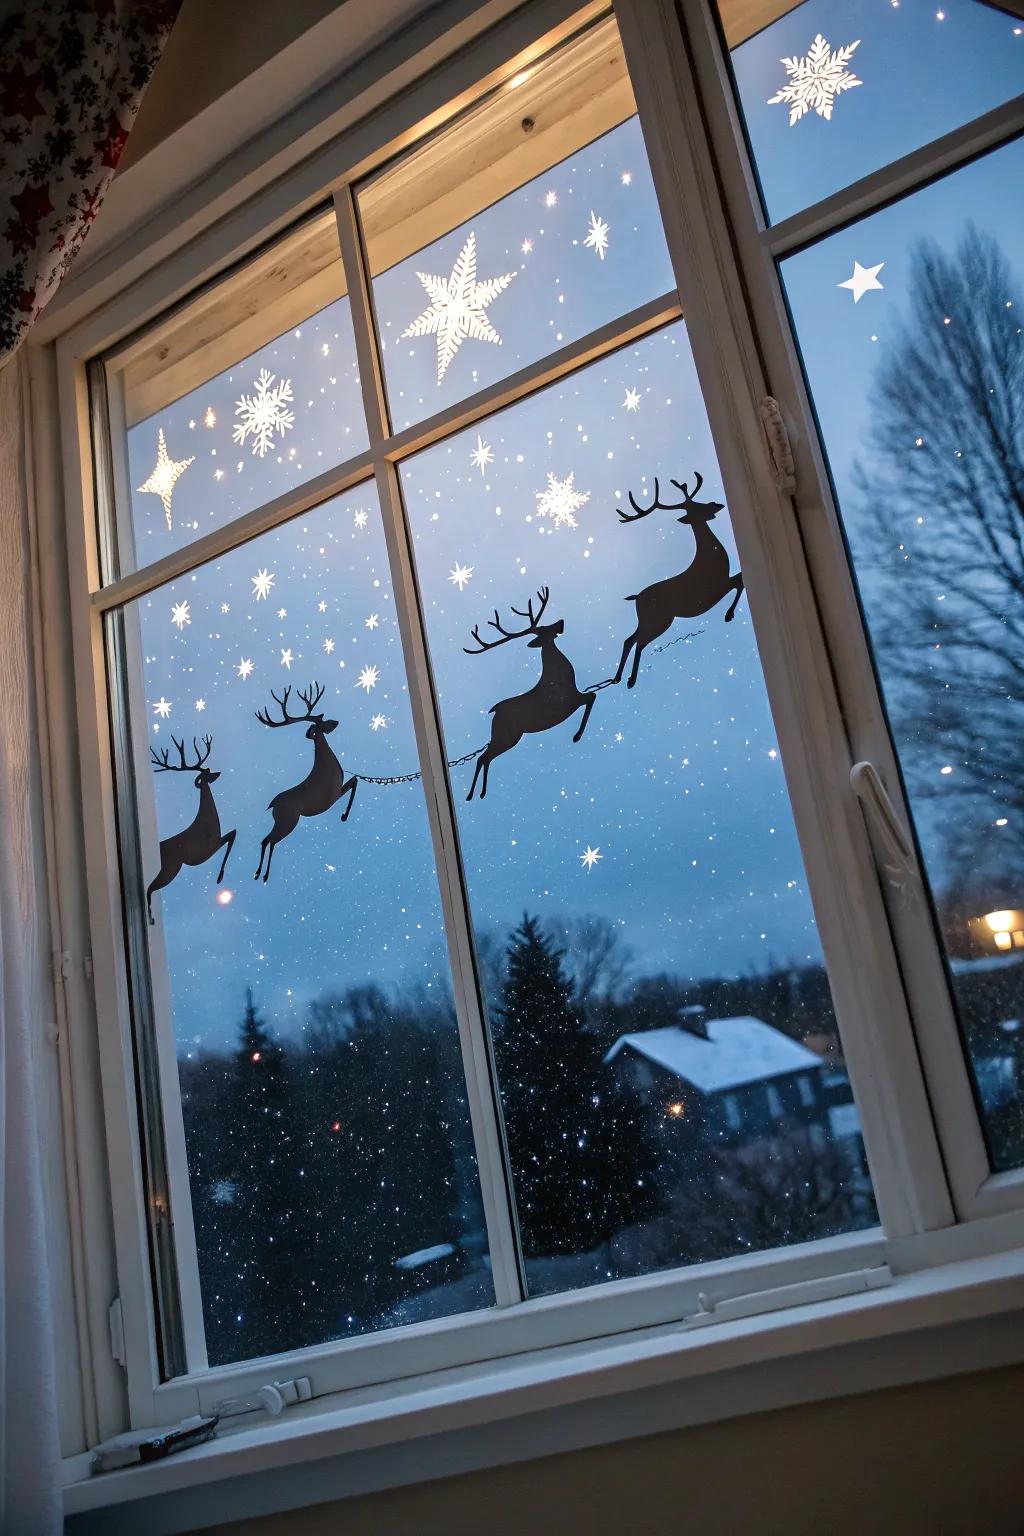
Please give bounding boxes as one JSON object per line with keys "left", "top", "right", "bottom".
{"left": 254, "top": 682, "right": 357, "bottom": 881}
{"left": 146, "top": 736, "right": 235, "bottom": 924}
{"left": 464, "top": 587, "right": 596, "bottom": 801}
{"left": 612, "top": 471, "right": 744, "bottom": 689}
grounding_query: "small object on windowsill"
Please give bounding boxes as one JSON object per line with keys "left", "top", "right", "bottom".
{"left": 90, "top": 1415, "right": 219, "bottom": 1474}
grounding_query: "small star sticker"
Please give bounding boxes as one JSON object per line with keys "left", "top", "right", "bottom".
{"left": 614, "top": 732, "right": 624, "bottom": 743}
{"left": 323, "top": 638, "right": 335, "bottom": 655}
{"left": 252, "top": 569, "right": 275, "bottom": 600}
{"left": 318, "top": 600, "right": 328, "bottom": 612}
{"left": 195, "top": 699, "right": 206, "bottom": 712}
{"left": 137, "top": 429, "right": 194, "bottom": 532}
{"left": 365, "top": 613, "right": 380, "bottom": 630}
{"left": 370, "top": 714, "right": 388, "bottom": 732}
{"left": 170, "top": 600, "right": 191, "bottom": 629}
{"left": 621, "top": 171, "right": 632, "bottom": 185}
{"left": 449, "top": 563, "right": 474, "bottom": 590}
{"left": 277, "top": 607, "right": 287, "bottom": 620}
{"left": 221, "top": 603, "right": 230, "bottom": 614}
{"left": 153, "top": 697, "right": 172, "bottom": 718}
{"left": 353, "top": 511, "right": 368, "bottom": 529}
{"left": 281, "top": 648, "right": 294, "bottom": 670}
{"left": 544, "top": 190, "right": 558, "bottom": 208}
{"left": 521, "top": 238, "right": 533, "bottom": 254}
{"left": 580, "top": 845, "right": 602, "bottom": 871}
{"left": 357, "top": 665, "right": 379, "bottom": 693}
{"left": 203, "top": 406, "right": 216, "bottom": 428}
{"left": 470, "top": 435, "right": 494, "bottom": 475}
{"left": 584, "top": 211, "right": 610, "bottom": 261}
{"left": 237, "top": 658, "right": 254, "bottom": 679}
{"left": 623, "top": 387, "right": 641, "bottom": 412}
{"left": 838, "top": 260, "right": 884, "bottom": 303}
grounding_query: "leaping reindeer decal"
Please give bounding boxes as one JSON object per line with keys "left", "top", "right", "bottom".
{"left": 465, "top": 587, "right": 596, "bottom": 801}
{"left": 612, "top": 471, "right": 744, "bottom": 689}
{"left": 254, "top": 682, "right": 357, "bottom": 882}
{"left": 146, "top": 736, "right": 235, "bottom": 924}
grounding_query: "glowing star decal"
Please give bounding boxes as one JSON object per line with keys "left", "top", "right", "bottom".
{"left": 323, "top": 638, "right": 335, "bottom": 655}
{"left": 535, "top": 471, "right": 590, "bottom": 531}
{"left": 768, "top": 33, "right": 861, "bottom": 125}
{"left": 838, "top": 260, "right": 885, "bottom": 303}
{"left": 521, "top": 239, "right": 533, "bottom": 255}
{"left": 623, "top": 387, "right": 641, "bottom": 413}
{"left": 203, "top": 406, "right": 216, "bottom": 428}
{"left": 356, "top": 665, "right": 379, "bottom": 693}
{"left": 365, "top": 614, "right": 380, "bottom": 630}
{"left": 137, "top": 429, "right": 195, "bottom": 531}
{"left": 401, "top": 232, "right": 517, "bottom": 383}
{"left": 276, "top": 607, "right": 287, "bottom": 620}
{"left": 236, "top": 657, "right": 254, "bottom": 679}
{"left": 620, "top": 171, "right": 632, "bottom": 186}
{"left": 153, "top": 697, "right": 172, "bottom": 719}
{"left": 470, "top": 434, "right": 494, "bottom": 475}
{"left": 233, "top": 368, "right": 295, "bottom": 457}
{"left": 544, "top": 190, "right": 558, "bottom": 208}
{"left": 370, "top": 714, "right": 388, "bottom": 732}
{"left": 195, "top": 699, "right": 206, "bottom": 712}
{"left": 353, "top": 510, "right": 368, "bottom": 530}
{"left": 170, "top": 600, "right": 191, "bottom": 629}
{"left": 280, "top": 648, "right": 294, "bottom": 670}
{"left": 580, "top": 845, "right": 602, "bottom": 871}
{"left": 584, "top": 210, "right": 610, "bottom": 261}
{"left": 448, "top": 563, "right": 474, "bottom": 590}
{"left": 251, "top": 568, "right": 275, "bottom": 601}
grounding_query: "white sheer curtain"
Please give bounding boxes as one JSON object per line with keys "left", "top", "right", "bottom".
{"left": 0, "top": 351, "right": 62, "bottom": 1534}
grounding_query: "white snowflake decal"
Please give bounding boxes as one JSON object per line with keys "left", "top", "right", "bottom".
{"left": 768, "top": 34, "right": 861, "bottom": 125}
{"left": 233, "top": 368, "right": 295, "bottom": 457}
{"left": 170, "top": 600, "right": 191, "bottom": 630}
{"left": 251, "top": 568, "right": 275, "bottom": 601}
{"left": 470, "top": 435, "right": 494, "bottom": 475}
{"left": 402, "top": 233, "right": 517, "bottom": 383}
{"left": 356, "top": 665, "right": 379, "bottom": 693}
{"left": 370, "top": 713, "right": 388, "bottom": 732}
{"left": 210, "top": 1179, "right": 237, "bottom": 1205}
{"left": 584, "top": 211, "right": 610, "bottom": 261}
{"left": 448, "top": 563, "right": 474, "bottom": 590}
{"left": 535, "top": 471, "right": 591, "bottom": 531}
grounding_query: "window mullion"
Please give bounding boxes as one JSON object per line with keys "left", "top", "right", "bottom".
{"left": 333, "top": 182, "right": 526, "bottom": 1308}
{"left": 615, "top": 0, "right": 954, "bottom": 1238}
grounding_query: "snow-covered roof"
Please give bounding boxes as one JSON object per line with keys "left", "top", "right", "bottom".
{"left": 604, "top": 1018, "right": 822, "bottom": 1095}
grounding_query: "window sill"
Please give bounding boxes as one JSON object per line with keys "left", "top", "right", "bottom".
{"left": 64, "top": 1237, "right": 1024, "bottom": 1535}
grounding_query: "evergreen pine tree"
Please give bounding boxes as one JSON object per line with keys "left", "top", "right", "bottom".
{"left": 496, "top": 914, "right": 656, "bottom": 1259}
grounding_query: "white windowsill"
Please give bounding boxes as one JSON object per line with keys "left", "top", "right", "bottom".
{"left": 64, "top": 1240, "right": 1024, "bottom": 1535}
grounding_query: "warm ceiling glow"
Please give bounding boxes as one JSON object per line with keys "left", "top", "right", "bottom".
{"left": 216, "top": 889, "right": 233, "bottom": 906}
{"left": 509, "top": 69, "right": 532, "bottom": 88}
{"left": 986, "top": 911, "right": 1017, "bottom": 934}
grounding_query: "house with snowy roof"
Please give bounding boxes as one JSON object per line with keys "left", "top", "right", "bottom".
{"left": 603, "top": 1013, "right": 830, "bottom": 1145}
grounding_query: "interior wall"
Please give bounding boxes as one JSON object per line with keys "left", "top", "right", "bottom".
{"left": 204, "top": 1362, "right": 1023, "bottom": 1535}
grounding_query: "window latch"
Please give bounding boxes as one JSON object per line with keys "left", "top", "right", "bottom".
{"left": 759, "top": 396, "right": 796, "bottom": 494}
{"left": 850, "top": 760, "right": 920, "bottom": 907}
{"left": 680, "top": 1264, "right": 892, "bottom": 1329}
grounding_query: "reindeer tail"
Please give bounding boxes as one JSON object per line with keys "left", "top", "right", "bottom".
{"left": 625, "top": 594, "right": 639, "bottom": 602}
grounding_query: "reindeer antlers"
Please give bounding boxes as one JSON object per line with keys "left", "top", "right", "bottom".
{"left": 150, "top": 735, "right": 213, "bottom": 772}
{"left": 616, "top": 471, "right": 704, "bottom": 523}
{"left": 255, "top": 681, "right": 326, "bottom": 727}
{"left": 465, "top": 587, "right": 550, "bottom": 654}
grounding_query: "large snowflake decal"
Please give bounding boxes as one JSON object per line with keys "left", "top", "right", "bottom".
{"left": 402, "top": 232, "right": 517, "bottom": 383}
{"left": 768, "top": 34, "right": 861, "bottom": 125}
{"left": 233, "top": 368, "right": 295, "bottom": 457}
{"left": 535, "top": 471, "right": 591, "bottom": 531}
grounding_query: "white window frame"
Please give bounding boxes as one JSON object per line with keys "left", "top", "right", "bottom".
{"left": 27, "top": 0, "right": 1024, "bottom": 1472}
{"left": 681, "top": 0, "right": 1024, "bottom": 1225}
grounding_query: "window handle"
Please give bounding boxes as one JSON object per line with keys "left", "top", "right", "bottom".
{"left": 850, "top": 760, "right": 920, "bottom": 905}
{"left": 759, "top": 396, "right": 796, "bottom": 494}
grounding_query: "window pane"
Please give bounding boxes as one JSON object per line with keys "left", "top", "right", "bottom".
{"left": 114, "top": 484, "right": 492, "bottom": 1365}
{"left": 781, "top": 137, "right": 1024, "bottom": 1170}
{"left": 401, "top": 322, "right": 876, "bottom": 1296}
{"left": 111, "top": 212, "right": 368, "bottom": 579}
{"left": 358, "top": 17, "right": 675, "bottom": 432}
{"left": 718, "top": 0, "right": 1024, "bottom": 225}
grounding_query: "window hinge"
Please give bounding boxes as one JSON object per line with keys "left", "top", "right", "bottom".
{"left": 850, "top": 760, "right": 921, "bottom": 908}
{"left": 759, "top": 396, "right": 796, "bottom": 495}
{"left": 680, "top": 1264, "right": 892, "bottom": 1330}
{"left": 108, "top": 1296, "right": 127, "bottom": 1368}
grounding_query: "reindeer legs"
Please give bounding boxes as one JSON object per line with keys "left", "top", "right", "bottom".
{"left": 573, "top": 691, "right": 597, "bottom": 742}
{"left": 724, "top": 572, "right": 744, "bottom": 622}
{"left": 216, "top": 829, "right": 236, "bottom": 883}
{"left": 340, "top": 774, "right": 358, "bottom": 821}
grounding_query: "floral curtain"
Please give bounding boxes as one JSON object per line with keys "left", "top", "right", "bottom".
{"left": 0, "top": 0, "right": 181, "bottom": 364}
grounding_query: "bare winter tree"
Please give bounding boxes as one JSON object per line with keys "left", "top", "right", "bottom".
{"left": 852, "top": 226, "right": 1024, "bottom": 880}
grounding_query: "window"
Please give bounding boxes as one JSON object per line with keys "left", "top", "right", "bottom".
{"left": 48, "top": 0, "right": 1024, "bottom": 1442}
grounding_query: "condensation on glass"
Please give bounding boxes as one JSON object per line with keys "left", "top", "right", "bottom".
{"left": 103, "top": 210, "right": 368, "bottom": 579}
{"left": 781, "top": 134, "right": 1024, "bottom": 1173}
{"left": 356, "top": 15, "right": 676, "bottom": 431}
{"left": 401, "top": 321, "right": 876, "bottom": 1296}
{"left": 717, "top": 0, "right": 1024, "bottom": 225}
{"left": 112, "top": 483, "right": 492, "bottom": 1364}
